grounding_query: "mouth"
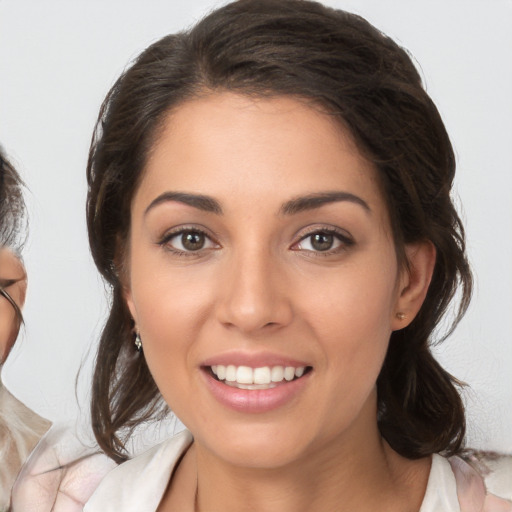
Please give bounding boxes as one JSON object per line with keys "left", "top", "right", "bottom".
{"left": 206, "top": 364, "right": 313, "bottom": 390}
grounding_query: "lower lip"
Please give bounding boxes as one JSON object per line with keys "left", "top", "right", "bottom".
{"left": 202, "top": 369, "right": 311, "bottom": 413}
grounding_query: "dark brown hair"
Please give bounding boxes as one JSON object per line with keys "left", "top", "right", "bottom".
{"left": 87, "top": 0, "right": 472, "bottom": 463}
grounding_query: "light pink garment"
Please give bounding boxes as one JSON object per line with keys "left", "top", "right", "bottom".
{"left": 449, "top": 456, "right": 512, "bottom": 512}
{"left": 10, "top": 426, "right": 116, "bottom": 512}
{"left": 10, "top": 426, "right": 512, "bottom": 512}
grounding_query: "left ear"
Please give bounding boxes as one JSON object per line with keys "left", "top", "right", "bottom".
{"left": 392, "top": 241, "right": 436, "bottom": 331}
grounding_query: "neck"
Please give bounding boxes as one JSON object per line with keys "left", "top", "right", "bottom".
{"left": 161, "top": 396, "right": 431, "bottom": 512}
{"left": 193, "top": 430, "right": 427, "bottom": 512}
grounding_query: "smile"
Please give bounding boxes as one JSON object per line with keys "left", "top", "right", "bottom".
{"left": 202, "top": 360, "right": 313, "bottom": 413}
{"left": 210, "top": 365, "right": 308, "bottom": 389}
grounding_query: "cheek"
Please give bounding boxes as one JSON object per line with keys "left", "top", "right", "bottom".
{"left": 304, "top": 263, "right": 398, "bottom": 377}
{"left": 296, "top": 271, "right": 396, "bottom": 435}
{"left": 128, "top": 258, "right": 215, "bottom": 388}
{"left": 133, "top": 283, "right": 202, "bottom": 351}
{"left": 132, "top": 261, "right": 214, "bottom": 332}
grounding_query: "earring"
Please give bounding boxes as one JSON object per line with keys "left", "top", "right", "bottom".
{"left": 396, "top": 312, "right": 406, "bottom": 320}
{"left": 134, "top": 332, "right": 142, "bottom": 352}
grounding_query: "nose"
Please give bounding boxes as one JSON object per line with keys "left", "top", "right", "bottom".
{"left": 215, "top": 247, "right": 293, "bottom": 334}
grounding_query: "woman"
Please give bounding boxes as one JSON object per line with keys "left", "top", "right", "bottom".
{"left": 84, "top": 0, "right": 512, "bottom": 510}
{"left": 0, "top": 250, "right": 52, "bottom": 511}
{"left": 1, "top": 150, "right": 115, "bottom": 512}
{"left": 0, "top": 150, "right": 51, "bottom": 510}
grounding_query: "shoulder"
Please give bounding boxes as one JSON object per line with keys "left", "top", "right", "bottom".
{"left": 421, "top": 453, "right": 512, "bottom": 512}
{"left": 474, "top": 453, "right": 512, "bottom": 501}
{"left": 84, "top": 429, "right": 193, "bottom": 512}
{"left": 448, "top": 452, "right": 512, "bottom": 511}
{"left": 0, "top": 384, "right": 51, "bottom": 440}
{"left": 10, "top": 425, "right": 116, "bottom": 511}
{"left": 0, "top": 385, "right": 51, "bottom": 510}
{"left": 420, "top": 454, "right": 461, "bottom": 511}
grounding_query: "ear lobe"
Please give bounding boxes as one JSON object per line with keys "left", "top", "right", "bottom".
{"left": 392, "top": 241, "right": 436, "bottom": 331}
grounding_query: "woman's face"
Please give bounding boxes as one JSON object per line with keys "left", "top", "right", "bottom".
{"left": 125, "top": 93, "right": 416, "bottom": 468}
{"left": 0, "top": 248, "right": 26, "bottom": 363}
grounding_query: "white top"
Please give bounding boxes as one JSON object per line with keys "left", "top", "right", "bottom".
{"left": 84, "top": 430, "right": 512, "bottom": 512}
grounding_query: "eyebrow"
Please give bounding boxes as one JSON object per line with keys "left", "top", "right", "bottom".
{"left": 280, "top": 191, "right": 370, "bottom": 215}
{"left": 145, "top": 192, "right": 223, "bottom": 216}
{"left": 144, "top": 190, "right": 370, "bottom": 217}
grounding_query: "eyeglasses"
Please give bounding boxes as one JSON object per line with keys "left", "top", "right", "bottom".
{"left": 0, "top": 284, "right": 24, "bottom": 326}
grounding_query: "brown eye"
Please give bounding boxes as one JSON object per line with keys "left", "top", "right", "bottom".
{"left": 161, "top": 228, "right": 217, "bottom": 254}
{"left": 293, "top": 228, "right": 353, "bottom": 254}
{"left": 310, "top": 233, "right": 334, "bottom": 251}
{"left": 181, "top": 231, "right": 206, "bottom": 251}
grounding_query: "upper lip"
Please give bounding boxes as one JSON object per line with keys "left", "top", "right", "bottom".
{"left": 201, "top": 351, "right": 311, "bottom": 369}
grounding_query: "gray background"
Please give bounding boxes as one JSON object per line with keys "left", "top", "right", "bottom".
{"left": 1, "top": 0, "right": 511, "bottom": 451}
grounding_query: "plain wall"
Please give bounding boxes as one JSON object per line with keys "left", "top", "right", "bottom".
{"left": 0, "top": 0, "right": 511, "bottom": 452}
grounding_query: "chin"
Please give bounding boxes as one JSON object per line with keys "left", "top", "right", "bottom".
{"left": 189, "top": 417, "right": 330, "bottom": 470}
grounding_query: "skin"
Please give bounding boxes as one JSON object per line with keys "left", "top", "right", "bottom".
{"left": 0, "top": 248, "right": 27, "bottom": 363}
{"left": 125, "top": 93, "right": 436, "bottom": 512}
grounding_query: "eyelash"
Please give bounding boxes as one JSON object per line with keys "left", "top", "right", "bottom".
{"left": 291, "top": 227, "right": 354, "bottom": 256}
{"left": 157, "top": 226, "right": 354, "bottom": 257}
{"left": 157, "top": 226, "right": 219, "bottom": 257}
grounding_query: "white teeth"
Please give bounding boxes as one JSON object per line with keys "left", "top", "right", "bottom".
{"left": 253, "top": 366, "right": 271, "bottom": 385}
{"left": 216, "top": 365, "right": 226, "bottom": 380}
{"left": 225, "top": 381, "right": 277, "bottom": 390}
{"left": 236, "top": 366, "right": 253, "bottom": 384}
{"left": 271, "top": 366, "right": 284, "bottom": 382}
{"left": 284, "top": 367, "right": 295, "bottom": 381}
{"left": 225, "top": 365, "right": 236, "bottom": 382}
{"left": 210, "top": 364, "right": 307, "bottom": 387}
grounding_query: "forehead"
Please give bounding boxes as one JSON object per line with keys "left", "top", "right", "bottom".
{"left": 136, "top": 92, "right": 386, "bottom": 214}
